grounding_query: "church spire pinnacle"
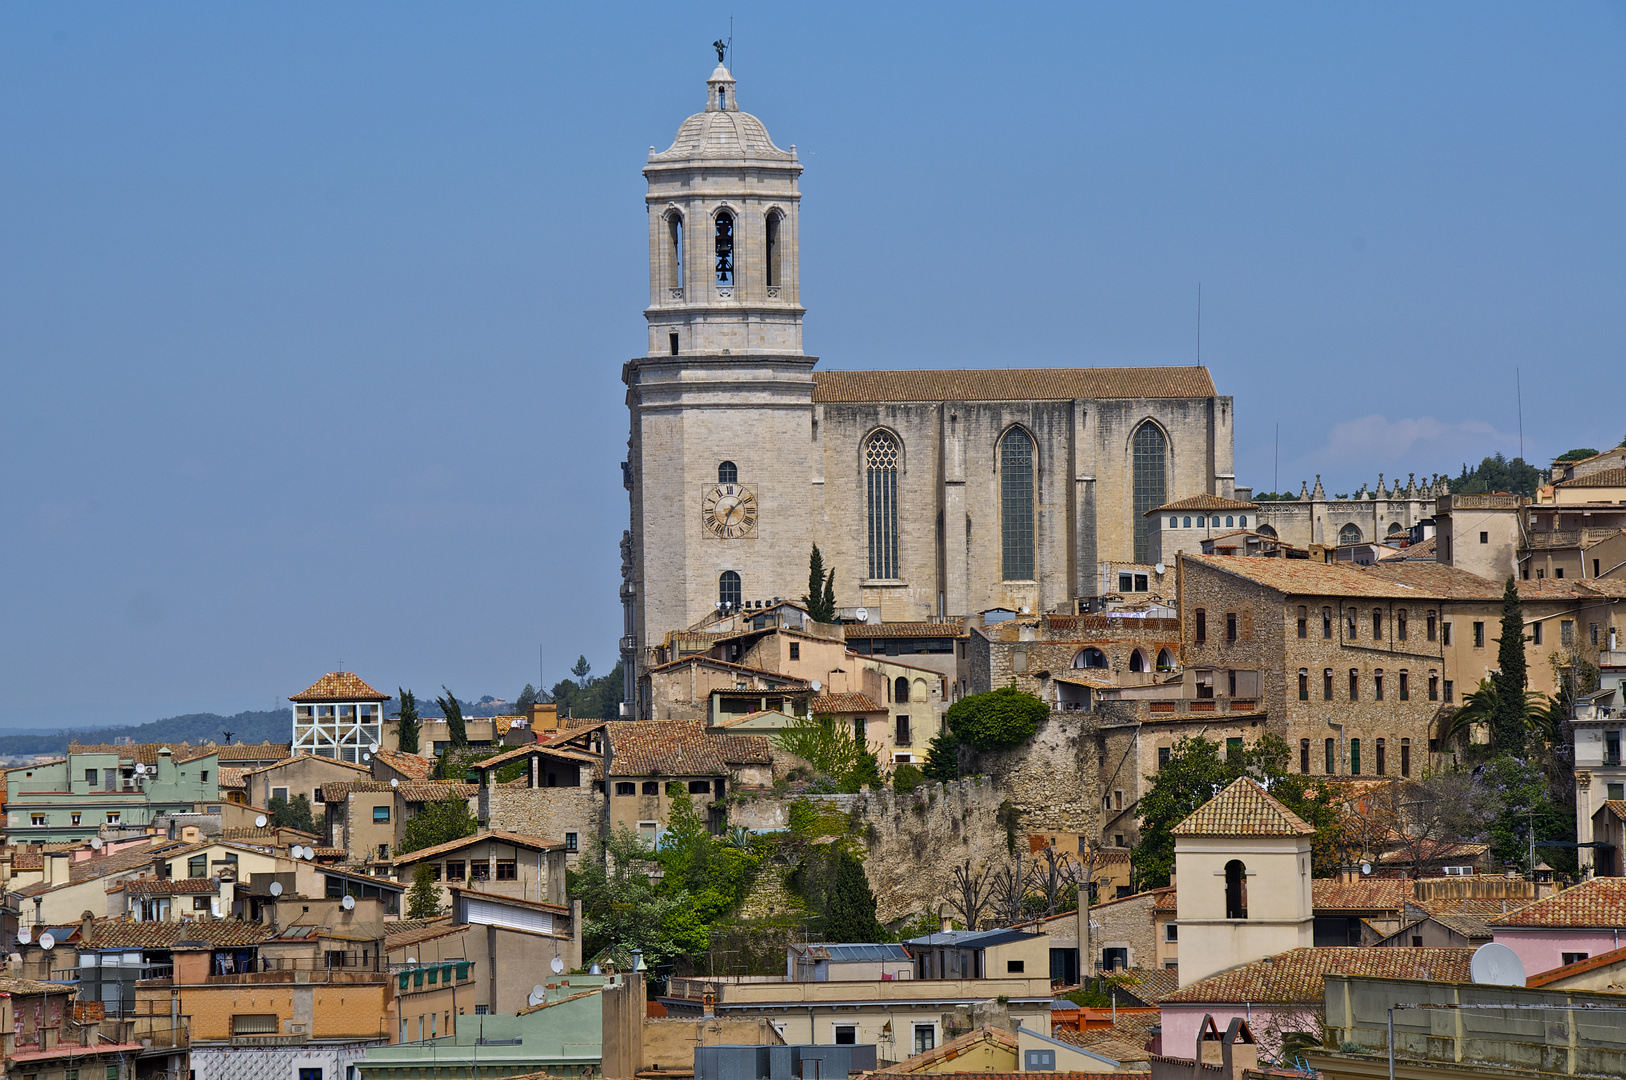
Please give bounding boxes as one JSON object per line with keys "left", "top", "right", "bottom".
{"left": 706, "top": 59, "right": 737, "bottom": 112}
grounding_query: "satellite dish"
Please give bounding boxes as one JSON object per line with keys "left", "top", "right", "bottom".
{"left": 854, "top": 607, "right": 868, "bottom": 623}
{"left": 1155, "top": 563, "right": 1166, "bottom": 575}
{"left": 362, "top": 753, "right": 371, "bottom": 762}
{"left": 1360, "top": 861, "right": 1372, "bottom": 876}
{"left": 269, "top": 882, "right": 283, "bottom": 897}
{"left": 1020, "top": 606, "right": 1030, "bottom": 615}
{"left": 89, "top": 837, "right": 104, "bottom": 851}
{"left": 299, "top": 846, "right": 313, "bottom": 860}
{"left": 810, "top": 680, "right": 822, "bottom": 693}
{"left": 254, "top": 815, "right": 268, "bottom": 828}
{"left": 133, "top": 764, "right": 146, "bottom": 775}
{"left": 341, "top": 895, "right": 356, "bottom": 911}
{"left": 527, "top": 984, "right": 547, "bottom": 1007}
{"left": 390, "top": 778, "right": 400, "bottom": 788}
{"left": 18, "top": 928, "right": 31, "bottom": 945}
{"left": 550, "top": 956, "right": 564, "bottom": 974}
{"left": 1470, "top": 942, "right": 1526, "bottom": 986}
{"left": 406, "top": 957, "right": 418, "bottom": 965}
{"left": 38, "top": 933, "right": 55, "bottom": 951}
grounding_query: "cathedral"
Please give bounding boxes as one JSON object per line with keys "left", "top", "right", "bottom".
{"left": 621, "top": 61, "right": 1235, "bottom": 712}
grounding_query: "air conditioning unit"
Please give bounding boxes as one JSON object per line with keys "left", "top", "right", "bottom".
{"left": 1442, "top": 865, "right": 1473, "bottom": 876}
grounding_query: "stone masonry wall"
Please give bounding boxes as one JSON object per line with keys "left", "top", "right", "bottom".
{"left": 482, "top": 787, "right": 604, "bottom": 867}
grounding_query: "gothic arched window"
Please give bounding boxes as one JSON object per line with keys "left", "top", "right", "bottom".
{"left": 866, "top": 433, "right": 900, "bottom": 580}
{"left": 1000, "top": 429, "right": 1035, "bottom": 581}
{"left": 765, "top": 211, "right": 782, "bottom": 289}
{"left": 1339, "top": 523, "right": 1363, "bottom": 545}
{"left": 714, "top": 211, "right": 734, "bottom": 286}
{"left": 717, "top": 461, "right": 738, "bottom": 485}
{"left": 1156, "top": 648, "right": 1175, "bottom": 672}
{"left": 718, "top": 571, "right": 741, "bottom": 610}
{"left": 1129, "top": 650, "right": 1147, "bottom": 673}
{"left": 1132, "top": 423, "right": 1167, "bottom": 563}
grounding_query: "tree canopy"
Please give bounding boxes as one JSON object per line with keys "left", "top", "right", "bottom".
{"left": 396, "top": 796, "right": 476, "bottom": 855}
{"left": 1554, "top": 447, "right": 1599, "bottom": 463}
{"left": 395, "top": 688, "right": 421, "bottom": 755}
{"left": 1491, "top": 575, "right": 1530, "bottom": 755}
{"left": 267, "top": 793, "right": 316, "bottom": 835}
{"left": 771, "top": 713, "right": 881, "bottom": 792}
{"left": 925, "top": 687, "right": 1047, "bottom": 780}
{"left": 1449, "top": 453, "right": 1542, "bottom": 498}
{"left": 551, "top": 659, "right": 625, "bottom": 721}
{"left": 406, "top": 863, "right": 442, "bottom": 919}
{"left": 437, "top": 687, "right": 467, "bottom": 749}
{"left": 1133, "top": 734, "right": 1337, "bottom": 890}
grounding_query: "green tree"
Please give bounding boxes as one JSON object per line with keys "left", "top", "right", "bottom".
{"left": 922, "top": 729, "right": 964, "bottom": 783}
{"left": 397, "top": 796, "right": 476, "bottom": 855}
{"left": 571, "top": 827, "right": 688, "bottom": 968}
{"left": 437, "top": 687, "right": 467, "bottom": 749}
{"left": 1449, "top": 453, "right": 1543, "bottom": 498}
{"left": 572, "top": 656, "right": 592, "bottom": 684}
{"left": 406, "top": 863, "right": 442, "bottom": 919}
{"left": 803, "top": 544, "right": 837, "bottom": 623}
{"left": 552, "top": 659, "right": 626, "bottom": 720}
{"left": 1491, "top": 575, "right": 1530, "bottom": 755}
{"left": 395, "top": 689, "right": 420, "bottom": 755}
{"left": 267, "top": 793, "right": 316, "bottom": 834}
{"left": 771, "top": 714, "right": 881, "bottom": 792}
{"left": 1477, "top": 754, "right": 1578, "bottom": 877}
{"left": 1554, "top": 447, "right": 1599, "bottom": 463}
{"left": 514, "top": 684, "right": 539, "bottom": 717}
{"left": 947, "top": 687, "right": 1047, "bottom": 751}
{"left": 1133, "top": 734, "right": 1337, "bottom": 891}
{"left": 825, "top": 849, "right": 888, "bottom": 941}
{"left": 892, "top": 762, "right": 926, "bottom": 793}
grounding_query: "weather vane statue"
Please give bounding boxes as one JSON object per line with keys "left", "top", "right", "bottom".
{"left": 713, "top": 39, "right": 728, "bottom": 64}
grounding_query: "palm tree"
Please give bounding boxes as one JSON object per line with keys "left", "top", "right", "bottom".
{"left": 1438, "top": 678, "right": 1497, "bottom": 754}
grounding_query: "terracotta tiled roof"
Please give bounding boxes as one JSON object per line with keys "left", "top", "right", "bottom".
{"left": 463, "top": 742, "right": 599, "bottom": 771}
{"left": 876, "top": 1026, "right": 1016, "bottom": 1074}
{"left": 218, "top": 767, "right": 248, "bottom": 789}
{"left": 1150, "top": 494, "right": 1259, "bottom": 514}
{"left": 312, "top": 847, "right": 347, "bottom": 859}
{"left": 209, "top": 741, "right": 292, "bottom": 761}
{"left": 68, "top": 840, "right": 187, "bottom": 883}
{"left": 384, "top": 920, "right": 464, "bottom": 950}
{"left": 114, "top": 877, "right": 221, "bottom": 896}
{"left": 1419, "top": 911, "right": 1494, "bottom": 941}
{"left": 398, "top": 781, "right": 478, "bottom": 803}
{"left": 1313, "top": 879, "right": 1412, "bottom": 913}
{"left": 64, "top": 743, "right": 221, "bottom": 765}
{"left": 1172, "top": 777, "right": 1314, "bottom": 837}
{"left": 1414, "top": 894, "right": 1532, "bottom": 919}
{"left": 1489, "top": 877, "right": 1626, "bottom": 929}
{"left": 810, "top": 367, "right": 1217, "bottom": 403}
{"left": 843, "top": 622, "right": 966, "bottom": 638}
{"left": 643, "top": 654, "right": 811, "bottom": 686}
{"left": 1526, "top": 943, "right": 1626, "bottom": 987}
{"left": 1111, "top": 966, "right": 1179, "bottom": 1004}
{"left": 223, "top": 825, "right": 318, "bottom": 842}
{"left": 244, "top": 755, "right": 371, "bottom": 778}
{"left": 1053, "top": 1011, "right": 1161, "bottom": 1053}
{"left": 1556, "top": 467, "right": 1626, "bottom": 488}
{"left": 0, "top": 975, "right": 74, "bottom": 996}
{"left": 1378, "top": 840, "right": 1488, "bottom": 863}
{"left": 373, "top": 749, "right": 435, "bottom": 780}
{"left": 604, "top": 720, "right": 773, "bottom": 775}
{"left": 393, "top": 829, "right": 564, "bottom": 863}
{"left": 1162, "top": 946, "right": 1474, "bottom": 1004}
{"left": 290, "top": 672, "right": 389, "bottom": 702}
{"left": 809, "top": 693, "right": 884, "bottom": 714}
{"left": 1152, "top": 886, "right": 1178, "bottom": 912}
{"left": 77, "top": 917, "right": 274, "bottom": 949}
{"left": 1599, "top": 800, "right": 1626, "bottom": 823}
{"left": 1180, "top": 553, "right": 1453, "bottom": 600}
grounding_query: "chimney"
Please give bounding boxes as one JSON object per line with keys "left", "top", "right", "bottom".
{"left": 80, "top": 909, "right": 95, "bottom": 944}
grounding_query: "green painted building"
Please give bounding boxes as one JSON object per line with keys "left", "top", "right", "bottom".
{"left": 4, "top": 746, "right": 221, "bottom": 844}
{"left": 359, "top": 974, "right": 640, "bottom": 1080}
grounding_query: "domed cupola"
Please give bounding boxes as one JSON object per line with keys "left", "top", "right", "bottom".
{"left": 648, "top": 64, "right": 797, "bottom": 166}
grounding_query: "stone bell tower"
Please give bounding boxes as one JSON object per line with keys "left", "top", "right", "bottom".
{"left": 621, "top": 58, "right": 818, "bottom": 717}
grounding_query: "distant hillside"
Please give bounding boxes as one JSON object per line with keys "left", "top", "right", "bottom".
{"left": 0, "top": 708, "right": 291, "bottom": 759}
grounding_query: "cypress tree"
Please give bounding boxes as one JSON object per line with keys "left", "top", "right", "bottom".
{"left": 1491, "top": 575, "right": 1529, "bottom": 755}
{"left": 437, "top": 687, "right": 468, "bottom": 749}
{"left": 804, "top": 544, "right": 836, "bottom": 623}
{"left": 824, "top": 850, "right": 888, "bottom": 942}
{"left": 396, "top": 689, "right": 420, "bottom": 755}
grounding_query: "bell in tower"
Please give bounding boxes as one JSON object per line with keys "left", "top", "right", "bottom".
{"left": 642, "top": 61, "right": 805, "bottom": 358}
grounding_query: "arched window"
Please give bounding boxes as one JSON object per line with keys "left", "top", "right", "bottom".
{"left": 1129, "top": 650, "right": 1147, "bottom": 673}
{"left": 1073, "top": 648, "right": 1108, "bottom": 669}
{"left": 714, "top": 211, "right": 735, "bottom": 286}
{"left": 1339, "top": 523, "right": 1363, "bottom": 545}
{"left": 1255, "top": 523, "right": 1275, "bottom": 537}
{"left": 1298, "top": 669, "right": 1309, "bottom": 700}
{"left": 1000, "top": 429, "right": 1036, "bottom": 580}
{"left": 718, "top": 571, "right": 741, "bottom": 610}
{"left": 1238, "top": 515, "right": 1247, "bottom": 527}
{"left": 1224, "top": 860, "right": 1247, "bottom": 919}
{"left": 717, "top": 461, "right": 738, "bottom": 484}
{"left": 1226, "top": 516, "right": 1234, "bottom": 527}
{"left": 1156, "top": 648, "right": 1175, "bottom": 672}
{"left": 866, "top": 433, "right": 900, "bottom": 580}
{"left": 1387, "top": 521, "right": 1404, "bottom": 535}
{"left": 1132, "top": 424, "right": 1167, "bottom": 563}
{"left": 895, "top": 677, "right": 910, "bottom": 703}
{"left": 1183, "top": 516, "right": 1192, "bottom": 528}
{"left": 1170, "top": 516, "right": 1179, "bottom": 528}
{"left": 765, "top": 211, "right": 782, "bottom": 288}
{"left": 666, "top": 212, "right": 684, "bottom": 292}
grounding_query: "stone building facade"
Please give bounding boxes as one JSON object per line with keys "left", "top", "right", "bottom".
{"left": 1249, "top": 474, "right": 1446, "bottom": 549}
{"left": 621, "top": 62, "right": 1236, "bottom": 715}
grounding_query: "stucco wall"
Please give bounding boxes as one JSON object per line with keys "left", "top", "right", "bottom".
{"left": 1494, "top": 928, "right": 1626, "bottom": 978}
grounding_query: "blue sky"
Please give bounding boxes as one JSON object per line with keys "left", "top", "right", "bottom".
{"left": 3, "top": 3, "right": 1623, "bottom": 729}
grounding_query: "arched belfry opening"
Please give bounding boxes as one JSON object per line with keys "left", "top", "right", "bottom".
{"left": 1224, "top": 860, "right": 1247, "bottom": 919}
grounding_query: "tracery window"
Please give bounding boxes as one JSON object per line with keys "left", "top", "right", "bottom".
{"left": 1339, "top": 522, "right": 1363, "bottom": 545}
{"left": 714, "top": 211, "right": 735, "bottom": 286}
{"left": 866, "top": 433, "right": 900, "bottom": 580}
{"left": 1131, "top": 424, "right": 1167, "bottom": 563}
{"left": 1000, "top": 429, "right": 1036, "bottom": 580}
{"left": 718, "top": 571, "right": 741, "bottom": 611}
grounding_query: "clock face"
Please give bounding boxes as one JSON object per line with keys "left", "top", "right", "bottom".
{"left": 702, "top": 483, "right": 758, "bottom": 539}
